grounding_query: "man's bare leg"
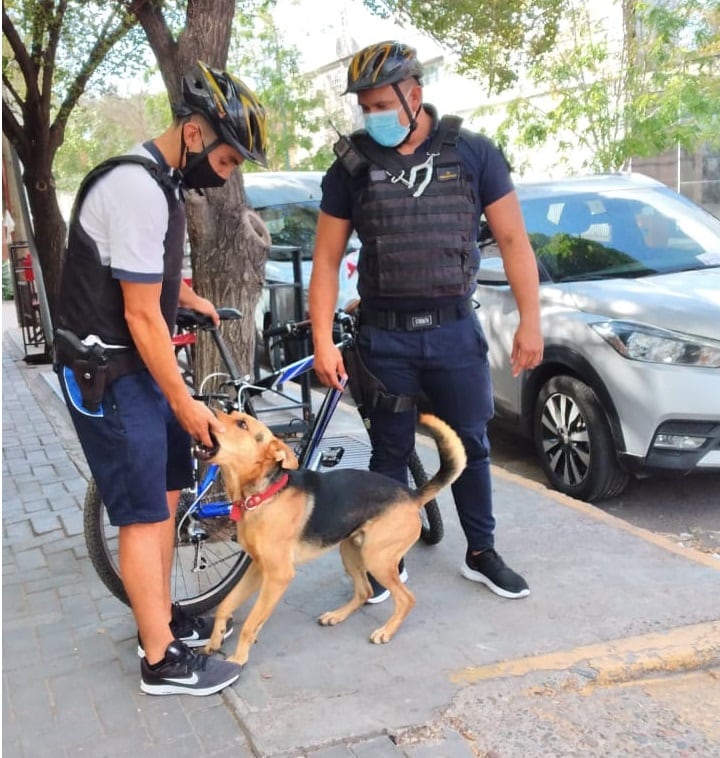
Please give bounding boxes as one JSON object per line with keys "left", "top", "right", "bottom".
{"left": 118, "top": 491, "right": 180, "bottom": 664}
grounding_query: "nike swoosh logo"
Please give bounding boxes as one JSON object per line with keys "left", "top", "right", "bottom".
{"left": 181, "top": 631, "right": 200, "bottom": 641}
{"left": 164, "top": 673, "right": 199, "bottom": 685}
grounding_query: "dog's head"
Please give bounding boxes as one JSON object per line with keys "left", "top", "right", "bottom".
{"left": 196, "top": 411, "right": 299, "bottom": 498}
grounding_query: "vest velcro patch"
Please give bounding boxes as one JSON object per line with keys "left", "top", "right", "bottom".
{"left": 436, "top": 165, "right": 460, "bottom": 182}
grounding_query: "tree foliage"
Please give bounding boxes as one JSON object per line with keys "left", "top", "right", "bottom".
{"left": 227, "top": 7, "right": 342, "bottom": 171}
{"left": 486, "top": 0, "right": 720, "bottom": 173}
{"left": 363, "top": 0, "right": 566, "bottom": 94}
{"left": 2, "top": 0, "right": 144, "bottom": 316}
{"left": 53, "top": 90, "right": 171, "bottom": 193}
{"left": 3, "top": 0, "right": 275, "bottom": 373}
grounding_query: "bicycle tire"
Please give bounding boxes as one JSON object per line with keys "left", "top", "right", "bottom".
{"left": 408, "top": 449, "right": 444, "bottom": 545}
{"left": 83, "top": 478, "right": 252, "bottom": 616}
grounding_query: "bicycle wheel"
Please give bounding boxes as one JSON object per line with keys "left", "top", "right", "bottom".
{"left": 83, "top": 477, "right": 252, "bottom": 616}
{"left": 408, "top": 449, "right": 444, "bottom": 545}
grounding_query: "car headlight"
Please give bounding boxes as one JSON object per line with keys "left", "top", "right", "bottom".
{"left": 591, "top": 321, "right": 720, "bottom": 367}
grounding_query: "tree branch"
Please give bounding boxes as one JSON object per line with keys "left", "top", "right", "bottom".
{"left": 2, "top": 98, "right": 30, "bottom": 159}
{"left": 50, "top": 9, "right": 139, "bottom": 151}
{"left": 42, "top": 0, "right": 69, "bottom": 114}
{"left": 129, "top": 0, "right": 180, "bottom": 97}
{"left": 2, "top": 9, "right": 40, "bottom": 106}
{"left": 2, "top": 71, "right": 25, "bottom": 116}
{"left": 31, "top": 0, "right": 53, "bottom": 65}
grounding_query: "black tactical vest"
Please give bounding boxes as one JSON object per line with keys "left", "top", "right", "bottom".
{"left": 337, "top": 116, "right": 479, "bottom": 300}
{"left": 56, "top": 148, "right": 185, "bottom": 347}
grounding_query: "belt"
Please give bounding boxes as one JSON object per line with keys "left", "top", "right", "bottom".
{"left": 359, "top": 299, "right": 473, "bottom": 332}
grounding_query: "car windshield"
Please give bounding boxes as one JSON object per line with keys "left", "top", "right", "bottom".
{"left": 520, "top": 185, "right": 720, "bottom": 283}
{"left": 255, "top": 201, "right": 320, "bottom": 261}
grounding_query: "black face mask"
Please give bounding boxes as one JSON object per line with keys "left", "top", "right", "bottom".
{"left": 182, "top": 149, "right": 227, "bottom": 190}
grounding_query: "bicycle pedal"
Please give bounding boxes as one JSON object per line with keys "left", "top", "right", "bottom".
{"left": 319, "top": 446, "right": 345, "bottom": 467}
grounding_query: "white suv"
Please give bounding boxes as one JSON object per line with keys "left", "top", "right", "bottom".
{"left": 476, "top": 173, "right": 720, "bottom": 501}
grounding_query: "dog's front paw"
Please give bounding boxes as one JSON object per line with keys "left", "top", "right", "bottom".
{"left": 317, "top": 611, "right": 343, "bottom": 627}
{"left": 227, "top": 653, "right": 248, "bottom": 667}
{"left": 369, "top": 626, "right": 394, "bottom": 644}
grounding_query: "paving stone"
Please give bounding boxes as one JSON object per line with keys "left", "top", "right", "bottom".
{"left": 30, "top": 513, "right": 62, "bottom": 535}
{"left": 14, "top": 546, "right": 48, "bottom": 571}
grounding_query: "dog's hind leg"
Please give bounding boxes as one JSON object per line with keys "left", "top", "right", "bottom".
{"left": 318, "top": 538, "right": 370, "bottom": 627}
{"left": 204, "top": 562, "right": 262, "bottom": 654}
{"left": 229, "top": 560, "right": 294, "bottom": 666}
{"left": 364, "top": 560, "right": 416, "bottom": 644}
{"left": 362, "top": 509, "right": 419, "bottom": 644}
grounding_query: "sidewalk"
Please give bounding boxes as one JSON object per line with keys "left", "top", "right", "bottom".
{"left": 3, "top": 302, "right": 720, "bottom": 757}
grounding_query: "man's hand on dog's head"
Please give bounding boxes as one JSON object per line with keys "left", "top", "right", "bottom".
{"left": 173, "top": 397, "right": 226, "bottom": 450}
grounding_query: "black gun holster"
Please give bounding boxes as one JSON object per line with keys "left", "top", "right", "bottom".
{"left": 54, "top": 329, "right": 144, "bottom": 413}
{"left": 69, "top": 358, "right": 109, "bottom": 413}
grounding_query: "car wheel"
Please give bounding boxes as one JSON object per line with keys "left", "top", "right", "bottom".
{"left": 533, "top": 375, "right": 629, "bottom": 502}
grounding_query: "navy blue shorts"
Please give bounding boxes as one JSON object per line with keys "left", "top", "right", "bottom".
{"left": 58, "top": 367, "right": 193, "bottom": 527}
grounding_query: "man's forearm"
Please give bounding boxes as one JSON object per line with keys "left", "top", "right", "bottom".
{"left": 309, "top": 263, "right": 341, "bottom": 346}
{"left": 126, "top": 310, "right": 192, "bottom": 414}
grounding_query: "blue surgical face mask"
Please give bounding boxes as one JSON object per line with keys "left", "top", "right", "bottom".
{"left": 363, "top": 109, "right": 410, "bottom": 147}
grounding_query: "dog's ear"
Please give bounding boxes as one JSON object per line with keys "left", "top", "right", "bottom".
{"left": 267, "top": 438, "right": 300, "bottom": 470}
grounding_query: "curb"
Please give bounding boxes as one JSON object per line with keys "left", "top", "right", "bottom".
{"left": 449, "top": 619, "right": 720, "bottom": 689}
{"left": 491, "top": 465, "right": 720, "bottom": 571}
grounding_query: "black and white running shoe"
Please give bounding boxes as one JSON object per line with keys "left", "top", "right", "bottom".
{"left": 140, "top": 641, "right": 241, "bottom": 697}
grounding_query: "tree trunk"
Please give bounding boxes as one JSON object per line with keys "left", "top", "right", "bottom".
{"left": 22, "top": 158, "right": 67, "bottom": 322}
{"left": 185, "top": 174, "right": 270, "bottom": 381}
{"left": 133, "top": 0, "right": 268, "bottom": 384}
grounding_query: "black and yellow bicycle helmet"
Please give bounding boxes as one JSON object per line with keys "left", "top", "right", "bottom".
{"left": 178, "top": 61, "right": 268, "bottom": 167}
{"left": 345, "top": 41, "right": 423, "bottom": 93}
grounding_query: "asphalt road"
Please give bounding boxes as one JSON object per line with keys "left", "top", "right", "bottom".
{"left": 488, "top": 422, "right": 720, "bottom": 557}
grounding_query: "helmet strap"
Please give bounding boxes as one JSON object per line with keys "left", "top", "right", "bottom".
{"left": 392, "top": 83, "right": 421, "bottom": 145}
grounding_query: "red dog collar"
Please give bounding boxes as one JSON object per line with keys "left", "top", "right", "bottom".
{"left": 230, "top": 473, "right": 290, "bottom": 522}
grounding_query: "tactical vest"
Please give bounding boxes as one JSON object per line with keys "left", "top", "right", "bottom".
{"left": 56, "top": 150, "right": 185, "bottom": 348}
{"left": 335, "top": 116, "right": 479, "bottom": 300}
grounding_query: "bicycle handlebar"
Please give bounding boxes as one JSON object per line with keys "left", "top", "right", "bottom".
{"left": 176, "top": 306, "right": 242, "bottom": 331}
{"left": 262, "top": 319, "right": 312, "bottom": 340}
{"left": 262, "top": 310, "right": 357, "bottom": 341}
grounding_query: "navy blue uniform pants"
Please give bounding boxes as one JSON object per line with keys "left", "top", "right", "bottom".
{"left": 357, "top": 313, "right": 496, "bottom": 550}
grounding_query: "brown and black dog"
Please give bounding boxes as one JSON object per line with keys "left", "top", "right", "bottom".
{"left": 198, "top": 410, "right": 466, "bottom": 666}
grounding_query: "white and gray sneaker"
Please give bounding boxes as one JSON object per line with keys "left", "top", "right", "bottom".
{"left": 137, "top": 604, "right": 233, "bottom": 656}
{"left": 140, "top": 641, "right": 241, "bottom": 696}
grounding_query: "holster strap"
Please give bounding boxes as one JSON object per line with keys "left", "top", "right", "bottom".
{"left": 343, "top": 344, "right": 416, "bottom": 414}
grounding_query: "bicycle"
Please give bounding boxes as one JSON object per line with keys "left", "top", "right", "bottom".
{"left": 83, "top": 307, "right": 444, "bottom": 616}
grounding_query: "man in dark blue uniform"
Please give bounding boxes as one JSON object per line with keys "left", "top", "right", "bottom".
{"left": 309, "top": 42, "right": 543, "bottom": 603}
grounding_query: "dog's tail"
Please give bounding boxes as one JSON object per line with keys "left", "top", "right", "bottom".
{"left": 411, "top": 413, "right": 467, "bottom": 507}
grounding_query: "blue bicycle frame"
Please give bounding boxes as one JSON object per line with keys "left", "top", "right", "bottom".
{"left": 187, "top": 345, "right": 348, "bottom": 521}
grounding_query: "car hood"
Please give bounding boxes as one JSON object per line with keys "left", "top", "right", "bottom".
{"left": 569, "top": 267, "right": 720, "bottom": 341}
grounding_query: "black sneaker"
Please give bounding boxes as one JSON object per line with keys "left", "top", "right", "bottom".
{"left": 137, "top": 604, "right": 233, "bottom": 657}
{"left": 366, "top": 559, "right": 409, "bottom": 605}
{"left": 140, "top": 641, "right": 241, "bottom": 696}
{"left": 461, "top": 548, "right": 530, "bottom": 598}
